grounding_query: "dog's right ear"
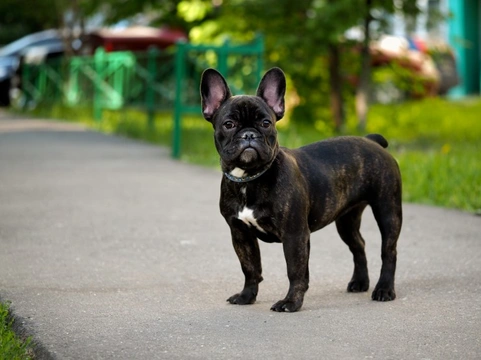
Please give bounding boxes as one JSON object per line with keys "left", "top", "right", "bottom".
{"left": 200, "top": 69, "right": 232, "bottom": 122}
{"left": 256, "top": 67, "right": 286, "bottom": 120}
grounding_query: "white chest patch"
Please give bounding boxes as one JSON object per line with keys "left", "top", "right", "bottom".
{"left": 238, "top": 207, "right": 266, "bottom": 233}
{"left": 230, "top": 167, "right": 246, "bottom": 178}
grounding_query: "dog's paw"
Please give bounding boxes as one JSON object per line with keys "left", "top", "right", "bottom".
{"left": 270, "top": 299, "right": 303, "bottom": 312}
{"left": 371, "top": 286, "right": 396, "bottom": 301}
{"left": 227, "top": 291, "right": 256, "bottom": 305}
{"left": 347, "top": 278, "right": 369, "bottom": 293}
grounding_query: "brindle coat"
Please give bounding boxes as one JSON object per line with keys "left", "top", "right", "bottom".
{"left": 201, "top": 68, "right": 402, "bottom": 312}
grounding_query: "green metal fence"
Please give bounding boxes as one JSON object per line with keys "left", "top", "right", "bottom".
{"left": 21, "top": 36, "right": 264, "bottom": 158}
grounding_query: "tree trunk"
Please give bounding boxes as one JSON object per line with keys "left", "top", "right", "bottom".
{"left": 328, "top": 43, "right": 344, "bottom": 132}
{"left": 355, "top": 0, "right": 372, "bottom": 131}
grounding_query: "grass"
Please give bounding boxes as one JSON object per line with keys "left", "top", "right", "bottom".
{"left": 362, "top": 98, "right": 481, "bottom": 212}
{"left": 25, "top": 97, "right": 481, "bottom": 213}
{"left": 396, "top": 143, "right": 480, "bottom": 211}
{"left": 0, "top": 302, "right": 33, "bottom": 360}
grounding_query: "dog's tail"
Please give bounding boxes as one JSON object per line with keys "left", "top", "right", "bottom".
{"left": 365, "top": 133, "right": 388, "bottom": 148}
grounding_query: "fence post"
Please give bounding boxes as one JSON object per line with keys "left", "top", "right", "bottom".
{"left": 93, "top": 47, "right": 105, "bottom": 122}
{"left": 36, "top": 63, "right": 47, "bottom": 104}
{"left": 22, "top": 64, "right": 32, "bottom": 109}
{"left": 53, "top": 61, "right": 63, "bottom": 102}
{"left": 146, "top": 47, "right": 159, "bottom": 130}
{"left": 66, "top": 59, "right": 79, "bottom": 106}
{"left": 172, "top": 41, "right": 186, "bottom": 159}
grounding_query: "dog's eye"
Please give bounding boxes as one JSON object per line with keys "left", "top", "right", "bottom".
{"left": 261, "top": 120, "right": 272, "bottom": 128}
{"left": 223, "top": 121, "right": 235, "bottom": 130}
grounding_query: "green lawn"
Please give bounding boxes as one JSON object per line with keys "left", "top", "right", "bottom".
{"left": 0, "top": 302, "right": 32, "bottom": 359}
{"left": 363, "top": 98, "right": 481, "bottom": 213}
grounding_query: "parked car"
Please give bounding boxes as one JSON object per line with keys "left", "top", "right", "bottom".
{"left": 81, "top": 26, "right": 187, "bottom": 54}
{"left": 0, "top": 30, "right": 64, "bottom": 106}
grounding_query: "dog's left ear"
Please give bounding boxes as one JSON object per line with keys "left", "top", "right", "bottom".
{"left": 200, "top": 69, "right": 232, "bottom": 122}
{"left": 256, "top": 67, "right": 286, "bottom": 120}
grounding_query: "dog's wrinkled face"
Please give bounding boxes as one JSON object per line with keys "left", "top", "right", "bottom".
{"left": 211, "top": 96, "right": 278, "bottom": 171}
{"left": 200, "top": 68, "right": 286, "bottom": 173}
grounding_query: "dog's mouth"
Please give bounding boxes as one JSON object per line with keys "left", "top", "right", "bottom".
{"left": 239, "top": 147, "right": 258, "bottom": 163}
{"left": 220, "top": 134, "right": 277, "bottom": 171}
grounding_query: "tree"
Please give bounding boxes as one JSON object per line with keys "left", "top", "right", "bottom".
{"left": 0, "top": 0, "right": 62, "bottom": 44}
{"left": 355, "top": 0, "right": 421, "bottom": 131}
{"left": 180, "top": 0, "right": 424, "bottom": 130}
{"left": 84, "top": 0, "right": 437, "bottom": 130}
{"left": 355, "top": 0, "right": 373, "bottom": 131}
{"left": 101, "top": 0, "right": 427, "bottom": 130}
{"left": 181, "top": 0, "right": 362, "bottom": 129}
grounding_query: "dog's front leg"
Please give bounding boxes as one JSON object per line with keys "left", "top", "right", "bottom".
{"left": 271, "top": 233, "right": 310, "bottom": 312}
{"left": 226, "top": 224, "right": 263, "bottom": 305}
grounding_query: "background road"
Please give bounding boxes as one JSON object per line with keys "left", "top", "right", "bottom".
{"left": 0, "top": 112, "right": 480, "bottom": 359}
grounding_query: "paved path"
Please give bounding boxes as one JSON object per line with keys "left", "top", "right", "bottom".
{"left": 0, "top": 112, "right": 480, "bottom": 359}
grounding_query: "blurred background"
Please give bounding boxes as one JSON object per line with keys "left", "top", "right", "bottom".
{"left": 0, "top": 0, "right": 479, "bottom": 212}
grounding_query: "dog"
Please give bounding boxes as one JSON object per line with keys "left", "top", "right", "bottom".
{"left": 200, "top": 67, "right": 402, "bottom": 312}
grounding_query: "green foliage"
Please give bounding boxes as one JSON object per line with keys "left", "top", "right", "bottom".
{"left": 0, "top": 302, "right": 32, "bottom": 360}
{"left": 178, "top": 0, "right": 211, "bottom": 23}
{"left": 185, "top": 0, "right": 364, "bottom": 124}
{"left": 0, "top": 0, "right": 61, "bottom": 43}
{"left": 396, "top": 144, "right": 481, "bottom": 212}
{"left": 373, "top": 63, "right": 429, "bottom": 99}
{"left": 179, "top": 0, "right": 432, "bottom": 128}
{"left": 88, "top": 0, "right": 187, "bottom": 29}
{"left": 356, "top": 97, "right": 481, "bottom": 143}
{"left": 348, "top": 98, "right": 481, "bottom": 212}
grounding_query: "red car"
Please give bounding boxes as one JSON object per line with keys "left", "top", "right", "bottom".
{"left": 81, "top": 26, "right": 187, "bottom": 54}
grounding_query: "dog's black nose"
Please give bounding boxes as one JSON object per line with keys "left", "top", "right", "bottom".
{"left": 241, "top": 131, "right": 257, "bottom": 140}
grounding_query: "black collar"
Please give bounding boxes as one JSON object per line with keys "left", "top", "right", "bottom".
{"left": 223, "top": 164, "right": 271, "bottom": 183}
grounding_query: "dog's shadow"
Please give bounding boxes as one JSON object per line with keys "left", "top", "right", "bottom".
{"left": 243, "top": 273, "right": 457, "bottom": 313}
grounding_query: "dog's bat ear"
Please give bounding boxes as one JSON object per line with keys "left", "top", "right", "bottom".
{"left": 200, "top": 69, "right": 232, "bottom": 122}
{"left": 256, "top": 67, "right": 286, "bottom": 120}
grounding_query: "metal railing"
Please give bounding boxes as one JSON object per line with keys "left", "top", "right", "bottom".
{"left": 21, "top": 36, "right": 264, "bottom": 158}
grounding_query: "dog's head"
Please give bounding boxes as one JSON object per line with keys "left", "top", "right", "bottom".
{"left": 200, "top": 68, "right": 286, "bottom": 175}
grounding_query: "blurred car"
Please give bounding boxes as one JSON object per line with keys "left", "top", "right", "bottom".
{"left": 81, "top": 26, "right": 187, "bottom": 54}
{"left": 0, "top": 30, "right": 64, "bottom": 106}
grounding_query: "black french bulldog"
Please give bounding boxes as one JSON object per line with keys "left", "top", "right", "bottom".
{"left": 200, "top": 67, "right": 402, "bottom": 312}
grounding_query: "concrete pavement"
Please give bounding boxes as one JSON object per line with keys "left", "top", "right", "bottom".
{"left": 0, "top": 112, "right": 480, "bottom": 359}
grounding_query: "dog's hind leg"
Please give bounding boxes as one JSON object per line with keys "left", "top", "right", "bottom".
{"left": 370, "top": 199, "right": 402, "bottom": 301}
{"left": 336, "top": 204, "right": 370, "bottom": 293}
